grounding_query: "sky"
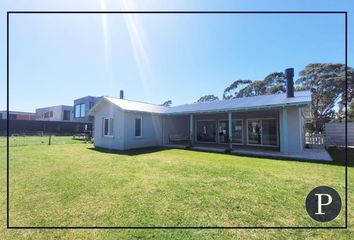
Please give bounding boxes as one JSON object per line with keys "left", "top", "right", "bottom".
{"left": 0, "top": 0, "right": 352, "bottom": 112}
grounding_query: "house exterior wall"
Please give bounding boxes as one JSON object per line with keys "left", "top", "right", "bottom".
{"left": 279, "top": 107, "right": 304, "bottom": 153}
{"left": 73, "top": 96, "right": 102, "bottom": 122}
{"left": 92, "top": 103, "right": 306, "bottom": 154}
{"left": 93, "top": 103, "right": 125, "bottom": 150}
{"left": 123, "top": 111, "right": 163, "bottom": 150}
{"left": 36, "top": 105, "right": 73, "bottom": 121}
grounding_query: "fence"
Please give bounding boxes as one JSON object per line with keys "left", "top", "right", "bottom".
{"left": 325, "top": 122, "right": 354, "bottom": 147}
{"left": 0, "top": 134, "right": 91, "bottom": 148}
{"left": 305, "top": 132, "right": 325, "bottom": 149}
{"left": 0, "top": 119, "right": 92, "bottom": 136}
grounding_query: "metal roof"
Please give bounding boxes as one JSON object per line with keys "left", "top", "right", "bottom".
{"left": 89, "top": 91, "right": 311, "bottom": 115}
{"left": 89, "top": 97, "right": 169, "bottom": 114}
{"left": 165, "top": 91, "right": 311, "bottom": 114}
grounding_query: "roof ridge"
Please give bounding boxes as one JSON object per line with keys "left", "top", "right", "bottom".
{"left": 105, "top": 96, "right": 169, "bottom": 108}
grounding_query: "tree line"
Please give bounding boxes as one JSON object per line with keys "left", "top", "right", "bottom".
{"left": 162, "top": 63, "right": 354, "bottom": 133}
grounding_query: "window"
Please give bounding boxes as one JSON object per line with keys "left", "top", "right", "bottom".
{"left": 44, "top": 111, "right": 53, "bottom": 118}
{"left": 262, "top": 119, "right": 277, "bottom": 146}
{"left": 103, "top": 118, "right": 113, "bottom": 136}
{"left": 135, "top": 118, "right": 142, "bottom": 137}
{"left": 232, "top": 119, "right": 243, "bottom": 144}
{"left": 75, "top": 103, "right": 86, "bottom": 118}
{"left": 89, "top": 102, "right": 94, "bottom": 109}
{"left": 248, "top": 120, "right": 262, "bottom": 145}
{"left": 247, "top": 119, "right": 278, "bottom": 146}
{"left": 63, "top": 110, "right": 71, "bottom": 120}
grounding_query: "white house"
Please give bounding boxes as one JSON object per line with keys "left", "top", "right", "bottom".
{"left": 89, "top": 68, "right": 313, "bottom": 156}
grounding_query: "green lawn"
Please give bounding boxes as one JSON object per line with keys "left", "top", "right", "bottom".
{"left": 0, "top": 140, "right": 353, "bottom": 239}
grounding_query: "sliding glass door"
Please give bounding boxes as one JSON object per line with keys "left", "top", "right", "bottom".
{"left": 232, "top": 119, "right": 243, "bottom": 144}
{"left": 247, "top": 120, "right": 262, "bottom": 144}
{"left": 218, "top": 120, "right": 228, "bottom": 143}
{"left": 196, "top": 120, "right": 217, "bottom": 142}
{"left": 262, "top": 119, "right": 277, "bottom": 145}
{"left": 247, "top": 119, "right": 278, "bottom": 146}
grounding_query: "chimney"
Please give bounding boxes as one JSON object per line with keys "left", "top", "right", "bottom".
{"left": 120, "top": 90, "right": 124, "bottom": 99}
{"left": 285, "top": 68, "right": 294, "bottom": 98}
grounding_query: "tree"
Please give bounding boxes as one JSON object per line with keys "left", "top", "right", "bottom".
{"left": 223, "top": 80, "right": 252, "bottom": 99}
{"left": 223, "top": 72, "right": 285, "bottom": 99}
{"left": 335, "top": 103, "right": 345, "bottom": 123}
{"left": 161, "top": 100, "right": 172, "bottom": 107}
{"left": 349, "top": 100, "right": 354, "bottom": 122}
{"left": 196, "top": 94, "right": 219, "bottom": 103}
{"left": 296, "top": 63, "right": 354, "bottom": 132}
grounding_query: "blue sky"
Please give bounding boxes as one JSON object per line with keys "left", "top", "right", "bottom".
{"left": 0, "top": 0, "right": 352, "bottom": 112}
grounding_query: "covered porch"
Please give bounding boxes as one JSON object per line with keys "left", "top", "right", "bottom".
{"left": 162, "top": 109, "right": 283, "bottom": 152}
{"left": 162, "top": 107, "right": 331, "bottom": 161}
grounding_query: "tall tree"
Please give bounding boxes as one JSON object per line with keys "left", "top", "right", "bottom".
{"left": 223, "top": 80, "right": 252, "bottom": 99}
{"left": 296, "top": 63, "right": 353, "bottom": 132}
{"left": 161, "top": 100, "right": 172, "bottom": 107}
{"left": 223, "top": 72, "right": 285, "bottom": 99}
{"left": 196, "top": 94, "right": 219, "bottom": 103}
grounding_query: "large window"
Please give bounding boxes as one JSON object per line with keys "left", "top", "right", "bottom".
{"left": 196, "top": 120, "right": 216, "bottom": 142}
{"left": 247, "top": 119, "right": 277, "bottom": 146}
{"left": 103, "top": 118, "right": 113, "bottom": 136}
{"left": 75, "top": 103, "right": 86, "bottom": 118}
{"left": 232, "top": 119, "right": 243, "bottom": 144}
{"left": 135, "top": 117, "right": 142, "bottom": 137}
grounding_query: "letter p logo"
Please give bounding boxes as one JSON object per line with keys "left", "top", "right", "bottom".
{"left": 315, "top": 193, "right": 332, "bottom": 215}
{"left": 306, "top": 186, "right": 341, "bottom": 222}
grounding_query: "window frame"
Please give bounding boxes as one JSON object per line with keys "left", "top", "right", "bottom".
{"left": 246, "top": 118, "right": 278, "bottom": 147}
{"left": 195, "top": 119, "right": 217, "bottom": 143}
{"left": 232, "top": 119, "right": 243, "bottom": 145}
{"left": 134, "top": 117, "right": 143, "bottom": 137}
{"left": 103, "top": 117, "right": 114, "bottom": 137}
{"left": 74, "top": 103, "right": 86, "bottom": 118}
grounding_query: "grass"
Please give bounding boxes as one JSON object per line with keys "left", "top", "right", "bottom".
{"left": 0, "top": 138, "right": 353, "bottom": 239}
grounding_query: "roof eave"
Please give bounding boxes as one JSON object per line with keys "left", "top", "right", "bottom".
{"left": 163, "top": 101, "right": 311, "bottom": 116}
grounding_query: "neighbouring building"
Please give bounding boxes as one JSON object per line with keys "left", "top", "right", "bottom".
{"left": 88, "top": 69, "right": 313, "bottom": 157}
{"left": 0, "top": 110, "right": 36, "bottom": 120}
{"left": 73, "top": 96, "right": 102, "bottom": 122}
{"left": 36, "top": 105, "right": 73, "bottom": 121}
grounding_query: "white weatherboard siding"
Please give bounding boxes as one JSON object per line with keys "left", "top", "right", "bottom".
{"left": 93, "top": 102, "right": 125, "bottom": 150}
{"left": 123, "top": 111, "right": 163, "bottom": 150}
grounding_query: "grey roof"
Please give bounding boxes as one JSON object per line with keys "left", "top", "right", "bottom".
{"left": 90, "top": 97, "right": 169, "bottom": 114}
{"left": 90, "top": 91, "right": 311, "bottom": 115}
{"left": 165, "top": 91, "right": 311, "bottom": 114}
